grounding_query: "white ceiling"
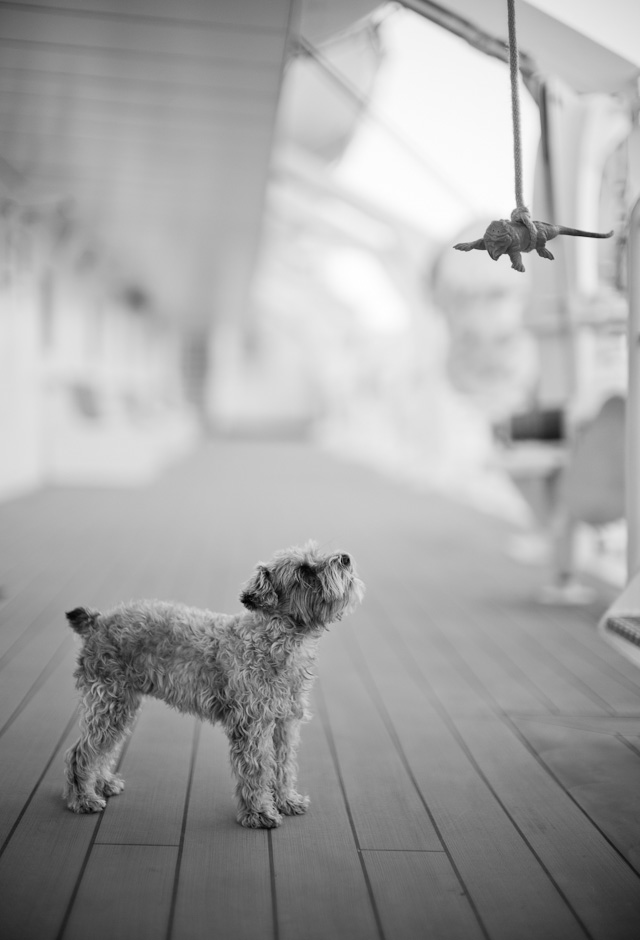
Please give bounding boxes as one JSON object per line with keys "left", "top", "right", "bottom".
{"left": 0, "top": 0, "right": 297, "bottom": 326}
{"left": 1, "top": 0, "right": 636, "bottom": 331}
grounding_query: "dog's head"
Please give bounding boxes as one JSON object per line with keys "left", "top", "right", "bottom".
{"left": 240, "top": 541, "right": 364, "bottom": 632}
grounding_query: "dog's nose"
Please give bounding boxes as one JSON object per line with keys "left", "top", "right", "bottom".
{"left": 340, "top": 554, "right": 351, "bottom": 567}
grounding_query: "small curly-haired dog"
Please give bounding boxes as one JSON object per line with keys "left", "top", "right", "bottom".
{"left": 63, "top": 542, "right": 364, "bottom": 828}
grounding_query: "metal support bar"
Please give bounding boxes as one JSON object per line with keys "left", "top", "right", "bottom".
{"left": 627, "top": 196, "right": 640, "bottom": 579}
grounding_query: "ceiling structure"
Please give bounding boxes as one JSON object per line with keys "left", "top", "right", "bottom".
{"left": 0, "top": 0, "right": 382, "bottom": 329}
{"left": 404, "top": 0, "right": 640, "bottom": 94}
{"left": 0, "top": 0, "right": 293, "bottom": 327}
{"left": 0, "top": 1, "right": 637, "bottom": 332}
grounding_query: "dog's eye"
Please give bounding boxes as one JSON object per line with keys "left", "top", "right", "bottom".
{"left": 299, "top": 563, "right": 317, "bottom": 584}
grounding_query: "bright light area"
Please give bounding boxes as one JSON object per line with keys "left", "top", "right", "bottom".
{"left": 337, "top": 8, "right": 540, "bottom": 238}
{"left": 323, "top": 247, "right": 411, "bottom": 334}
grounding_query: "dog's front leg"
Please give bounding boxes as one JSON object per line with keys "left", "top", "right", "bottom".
{"left": 226, "top": 720, "right": 282, "bottom": 829}
{"left": 273, "top": 718, "right": 310, "bottom": 816}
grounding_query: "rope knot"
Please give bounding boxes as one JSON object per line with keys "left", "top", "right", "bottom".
{"left": 510, "top": 206, "right": 537, "bottom": 244}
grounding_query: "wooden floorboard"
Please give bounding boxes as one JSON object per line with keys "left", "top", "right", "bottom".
{"left": 63, "top": 844, "right": 178, "bottom": 940}
{"left": 317, "top": 661, "right": 443, "bottom": 852}
{"left": 1, "top": 440, "right": 640, "bottom": 940}
{"left": 95, "top": 700, "right": 196, "bottom": 847}
{"left": 170, "top": 722, "right": 274, "bottom": 940}
{"left": 363, "top": 850, "right": 485, "bottom": 940}
{"left": 452, "top": 715, "right": 640, "bottom": 940}
{"left": 0, "top": 723, "right": 101, "bottom": 940}
{"left": 343, "top": 605, "right": 589, "bottom": 940}
{"left": 513, "top": 717, "right": 640, "bottom": 875}
{"left": 269, "top": 702, "right": 382, "bottom": 940}
{"left": 0, "top": 648, "right": 78, "bottom": 848}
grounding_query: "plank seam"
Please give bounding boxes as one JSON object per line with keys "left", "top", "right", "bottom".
{"left": 340, "top": 621, "right": 492, "bottom": 940}
{"left": 365, "top": 594, "right": 596, "bottom": 940}
{"left": 267, "top": 830, "right": 280, "bottom": 940}
{"left": 166, "top": 718, "right": 200, "bottom": 940}
{"left": 0, "top": 634, "right": 74, "bottom": 739}
{"left": 0, "top": 706, "right": 78, "bottom": 858}
{"left": 359, "top": 848, "right": 446, "bottom": 853}
{"left": 496, "top": 628, "right": 620, "bottom": 715}
{"left": 415, "top": 584, "right": 640, "bottom": 879}
{"left": 93, "top": 841, "right": 181, "bottom": 847}
{"left": 0, "top": 544, "right": 132, "bottom": 670}
{"left": 0, "top": 591, "right": 77, "bottom": 669}
{"left": 616, "top": 733, "right": 640, "bottom": 761}
{"left": 431, "top": 612, "right": 563, "bottom": 714}
{"left": 539, "top": 605, "right": 640, "bottom": 692}
{"left": 500, "top": 715, "right": 640, "bottom": 885}
{"left": 55, "top": 715, "right": 139, "bottom": 940}
{"left": 498, "top": 594, "right": 640, "bottom": 699}
{"left": 315, "top": 680, "right": 387, "bottom": 940}
{"left": 419, "top": 587, "right": 618, "bottom": 716}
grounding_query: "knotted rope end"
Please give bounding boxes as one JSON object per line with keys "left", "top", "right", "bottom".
{"left": 510, "top": 206, "right": 537, "bottom": 241}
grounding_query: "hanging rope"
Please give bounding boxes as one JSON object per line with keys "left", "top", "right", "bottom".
{"left": 453, "top": 0, "right": 614, "bottom": 270}
{"left": 506, "top": 0, "right": 537, "bottom": 240}
{"left": 508, "top": 0, "right": 524, "bottom": 208}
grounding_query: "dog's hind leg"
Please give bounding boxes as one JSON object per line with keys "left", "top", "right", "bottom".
{"left": 94, "top": 698, "right": 142, "bottom": 798}
{"left": 64, "top": 684, "right": 141, "bottom": 813}
{"left": 273, "top": 718, "right": 309, "bottom": 816}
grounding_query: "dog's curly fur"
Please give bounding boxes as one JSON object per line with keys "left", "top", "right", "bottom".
{"left": 63, "top": 541, "right": 364, "bottom": 828}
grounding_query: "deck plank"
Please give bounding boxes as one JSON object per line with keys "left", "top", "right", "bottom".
{"left": 513, "top": 717, "right": 640, "bottom": 876}
{"left": 491, "top": 602, "right": 640, "bottom": 714}
{"left": 1, "top": 440, "right": 640, "bottom": 940}
{"left": 95, "top": 699, "right": 196, "bottom": 847}
{"left": 453, "top": 715, "right": 640, "bottom": 940}
{"left": 363, "top": 850, "right": 485, "bottom": 940}
{"left": 0, "top": 725, "right": 101, "bottom": 940}
{"left": 318, "top": 632, "right": 443, "bottom": 851}
{"left": 270, "top": 697, "right": 382, "bottom": 940}
{"left": 387, "top": 581, "right": 613, "bottom": 717}
{"left": 401, "top": 596, "right": 561, "bottom": 716}
{"left": 0, "top": 570, "right": 76, "bottom": 660}
{"left": 0, "top": 646, "right": 78, "bottom": 848}
{"left": 347, "top": 604, "right": 590, "bottom": 940}
{"left": 62, "top": 844, "right": 178, "bottom": 940}
{"left": 547, "top": 604, "right": 640, "bottom": 687}
{"left": 170, "top": 722, "right": 274, "bottom": 940}
{"left": 0, "top": 633, "right": 74, "bottom": 731}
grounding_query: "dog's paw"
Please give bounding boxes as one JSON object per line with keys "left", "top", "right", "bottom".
{"left": 98, "top": 774, "right": 125, "bottom": 797}
{"left": 68, "top": 795, "right": 107, "bottom": 814}
{"left": 237, "top": 809, "right": 283, "bottom": 829}
{"left": 277, "top": 793, "right": 310, "bottom": 816}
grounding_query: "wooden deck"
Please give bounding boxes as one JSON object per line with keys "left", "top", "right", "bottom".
{"left": 1, "top": 439, "right": 640, "bottom": 940}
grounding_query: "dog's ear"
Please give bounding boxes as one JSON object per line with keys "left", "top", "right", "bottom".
{"left": 240, "top": 565, "right": 278, "bottom": 611}
{"left": 66, "top": 606, "right": 100, "bottom": 634}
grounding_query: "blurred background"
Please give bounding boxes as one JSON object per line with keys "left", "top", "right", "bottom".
{"left": 1, "top": 0, "right": 639, "bottom": 598}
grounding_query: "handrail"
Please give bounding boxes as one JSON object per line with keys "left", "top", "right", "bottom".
{"left": 626, "top": 196, "right": 640, "bottom": 578}
{"left": 599, "top": 196, "right": 640, "bottom": 666}
{"left": 599, "top": 571, "right": 640, "bottom": 668}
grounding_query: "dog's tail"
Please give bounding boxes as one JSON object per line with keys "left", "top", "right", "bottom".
{"left": 66, "top": 606, "right": 100, "bottom": 634}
